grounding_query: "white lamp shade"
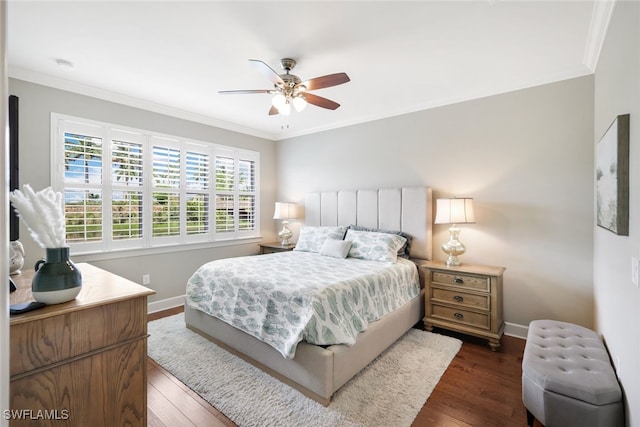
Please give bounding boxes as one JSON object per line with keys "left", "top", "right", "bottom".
{"left": 278, "top": 102, "right": 291, "bottom": 116}
{"left": 292, "top": 95, "right": 307, "bottom": 112}
{"left": 272, "top": 93, "right": 286, "bottom": 109}
{"left": 273, "top": 202, "right": 298, "bottom": 220}
{"left": 434, "top": 198, "right": 475, "bottom": 224}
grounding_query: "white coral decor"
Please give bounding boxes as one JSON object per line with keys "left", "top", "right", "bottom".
{"left": 9, "top": 185, "right": 66, "bottom": 248}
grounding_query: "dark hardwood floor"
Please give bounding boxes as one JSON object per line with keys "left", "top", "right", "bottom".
{"left": 147, "top": 307, "right": 537, "bottom": 426}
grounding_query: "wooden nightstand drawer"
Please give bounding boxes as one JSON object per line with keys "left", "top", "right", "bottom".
{"left": 259, "top": 242, "right": 296, "bottom": 254}
{"left": 423, "top": 260, "right": 505, "bottom": 351}
{"left": 431, "top": 287, "right": 490, "bottom": 311}
{"left": 431, "top": 304, "right": 490, "bottom": 330}
{"left": 431, "top": 271, "right": 489, "bottom": 292}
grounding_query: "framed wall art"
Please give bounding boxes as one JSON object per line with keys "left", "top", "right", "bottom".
{"left": 596, "top": 113, "right": 630, "bottom": 236}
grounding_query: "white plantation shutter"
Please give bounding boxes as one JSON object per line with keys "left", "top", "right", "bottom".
{"left": 239, "top": 195, "right": 256, "bottom": 231}
{"left": 152, "top": 143, "right": 181, "bottom": 188}
{"left": 151, "top": 139, "right": 181, "bottom": 242}
{"left": 185, "top": 150, "right": 210, "bottom": 236}
{"left": 64, "top": 133, "right": 103, "bottom": 185}
{"left": 60, "top": 122, "right": 104, "bottom": 253}
{"left": 112, "top": 190, "right": 142, "bottom": 240}
{"left": 51, "top": 114, "right": 260, "bottom": 254}
{"left": 215, "top": 155, "right": 235, "bottom": 233}
{"left": 238, "top": 158, "right": 256, "bottom": 231}
{"left": 112, "top": 138, "right": 143, "bottom": 186}
{"left": 214, "top": 150, "right": 259, "bottom": 237}
{"left": 64, "top": 189, "right": 103, "bottom": 243}
{"left": 111, "top": 130, "right": 145, "bottom": 248}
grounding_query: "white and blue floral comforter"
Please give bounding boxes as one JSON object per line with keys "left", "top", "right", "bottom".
{"left": 185, "top": 251, "right": 419, "bottom": 359}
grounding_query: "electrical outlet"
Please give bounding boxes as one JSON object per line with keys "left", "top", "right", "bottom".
{"left": 142, "top": 274, "right": 151, "bottom": 285}
{"left": 632, "top": 257, "right": 639, "bottom": 287}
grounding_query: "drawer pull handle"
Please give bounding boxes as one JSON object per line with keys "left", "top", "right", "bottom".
{"left": 454, "top": 312, "right": 464, "bottom": 320}
{"left": 454, "top": 277, "right": 464, "bottom": 284}
{"left": 453, "top": 295, "right": 464, "bottom": 302}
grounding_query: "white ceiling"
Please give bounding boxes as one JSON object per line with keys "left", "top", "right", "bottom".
{"left": 7, "top": 1, "right": 612, "bottom": 141}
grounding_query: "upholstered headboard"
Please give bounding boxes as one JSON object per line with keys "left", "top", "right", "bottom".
{"left": 304, "top": 187, "right": 432, "bottom": 260}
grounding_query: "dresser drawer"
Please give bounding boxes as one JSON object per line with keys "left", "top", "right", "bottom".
{"left": 431, "top": 271, "right": 489, "bottom": 292}
{"left": 431, "top": 288, "right": 490, "bottom": 311}
{"left": 10, "top": 297, "right": 147, "bottom": 377}
{"left": 431, "top": 304, "right": 490, "bottom": 329}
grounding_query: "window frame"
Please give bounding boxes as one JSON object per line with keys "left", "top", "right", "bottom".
{"left": 51, "top": 113, "right": 260, "bottom": 256}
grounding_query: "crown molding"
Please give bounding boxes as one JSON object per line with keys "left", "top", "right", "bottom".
{"left": 8, "top": 66, "right": 279, "bottom": 141}
{"left": 276, "top": 66, "right": 593, "bottom": 140}
{"left": 583, "top": 0, "right": 616, "bottom": 71}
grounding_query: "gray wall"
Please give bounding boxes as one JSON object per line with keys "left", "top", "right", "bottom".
{"left": 8, "top": 78, "right": 278, "bottom": 305}
{"left": 277, "top": 75, "right": 595, "bottom": 336}
{"left": 593, "top": 2, "right": 640, "bottom": 425}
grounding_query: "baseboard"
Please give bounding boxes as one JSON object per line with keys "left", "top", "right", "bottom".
{"left": 148, "top": 295, "right": 185, "bottom": 314}
{"left": 504, "top": 322, "right": 528, "bottom": 340}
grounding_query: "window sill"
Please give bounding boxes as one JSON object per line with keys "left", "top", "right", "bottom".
{"left": 70, "top": 236, "right": 263, "bottom": 262}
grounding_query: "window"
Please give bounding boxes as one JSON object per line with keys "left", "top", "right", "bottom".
{"left": 51, "top": 114, "right": 260, "bottom": 254}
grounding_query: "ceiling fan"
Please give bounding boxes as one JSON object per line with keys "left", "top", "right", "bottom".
{"left": 219, "top": 58, "right": 350, "bottom": 116}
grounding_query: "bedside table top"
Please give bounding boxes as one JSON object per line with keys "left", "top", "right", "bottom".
{"left": 259, "top": 242, "right": 296, "bottom": 250}
{"left": 420, "top": 260, "right": 506, "bottom": 276}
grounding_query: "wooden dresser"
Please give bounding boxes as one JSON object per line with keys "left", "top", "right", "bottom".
{"left": 422, "top": 260, "right": 506, "bottom": 351}
{"left": 9, "top": 263, "right": 155, "bottom": 426}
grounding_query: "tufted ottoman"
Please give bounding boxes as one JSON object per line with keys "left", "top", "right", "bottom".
{"left": 522, "top": 320, "right": 623, "bottom": 427}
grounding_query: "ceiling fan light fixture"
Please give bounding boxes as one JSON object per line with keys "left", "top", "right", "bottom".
{"left": 221, "top": 58, "right": 350, "bottom": 117}
{"left": 272, "top": 93, "right": 286, "bottom": 109}
{"left": 278, "top": 101, "right": 291, "bottom": 116}
{"left": 292, "top": 95, "right": 307, "bottom": 112}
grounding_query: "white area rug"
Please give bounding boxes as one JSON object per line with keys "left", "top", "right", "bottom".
{"left": 148, "top": 313, "right": 462, "bottom": 427}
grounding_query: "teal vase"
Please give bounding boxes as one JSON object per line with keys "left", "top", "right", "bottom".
{"left": 32, "top": 247, "right": 82, "bottom": 305}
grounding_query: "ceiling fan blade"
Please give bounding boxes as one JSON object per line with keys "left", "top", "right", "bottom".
{"left": 249, "top": 59, "right": 284, "bottom": 86}
{"left": 304, "top": 93, "right": 341, "bottom": 110}
{"left": 218, "top": 89, "right": 273, "bottom": 95}
{"left": 302, "top": 73, "right": 350, "bottom": 91}
{"left": 268, "top": 105, "right": 279, "bottom": 115}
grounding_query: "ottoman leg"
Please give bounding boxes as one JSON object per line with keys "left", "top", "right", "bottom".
{"left": 526, "top": 409, "right": 534, "bottom": 427}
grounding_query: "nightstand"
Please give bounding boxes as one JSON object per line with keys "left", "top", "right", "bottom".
{"left": 259, "top": 242, "right": 296, "bottom": 254}
{"left": 422, "top": 260, "right": 506, "bottom": 351}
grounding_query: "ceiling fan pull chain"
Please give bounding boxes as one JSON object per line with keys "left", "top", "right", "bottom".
{"left": 281, "top": 115, "right": 290, "bottom": 130}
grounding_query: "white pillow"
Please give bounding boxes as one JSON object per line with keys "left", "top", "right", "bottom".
{"left": 344, "top": 229, "right": 407, "bottom": 263}
{"left": 319, "top": 239, "right": 353, "bottom": 259}
{"left": 294, "top": 226, "right": 347, "bottom": 253}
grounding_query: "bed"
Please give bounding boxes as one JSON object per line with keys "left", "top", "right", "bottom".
{"left": 184, "top": 187, "right": 433, "bottom": 405}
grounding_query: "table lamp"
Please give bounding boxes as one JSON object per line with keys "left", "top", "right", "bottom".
{"left": 434, "top": 198, "right": 475, "bottom": 266}
{"left": 273, "top": 202, "right": 298, "bottom": 246}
